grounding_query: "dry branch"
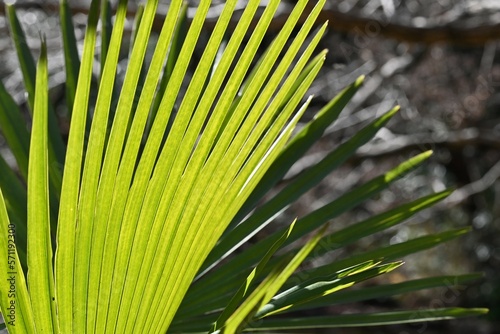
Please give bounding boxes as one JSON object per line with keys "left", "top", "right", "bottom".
{"left": 2, "top": 2, "right": 500, "bottom": 46}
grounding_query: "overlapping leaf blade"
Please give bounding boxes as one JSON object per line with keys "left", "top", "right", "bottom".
{"left": 0, "top": 80, "right": 30, "bottom": 180}
{"left": 0, "top": 154, "right": 27, "bottom": 263}
{"left": 6, "top": 4, "right": 65, "bottom": 194}
{"left": 219, "top": 225, "right": 328, "bottom": 333}
{"left": 74, "top": 0, "right": 143, "bottom": 331}
{"left": 201, "top": 105, "right": 401, "bottom": 275}
{"left": 180, "top": 151, "right": 433, "bottom": 315}
{"left": 255, "top": 261, "right": 404, "bottom": 318}
{"left": 55, "top": 0, "right": 101, "bottom": 330}
{"left": 0, "top": 189, "right": 34, "bottom": 333}
{"left": 289, "top": 228, "right": 471, "bottom": 284}
{"left": 173, "top": 189, "right": 455, "bottom": 320}
{"left": 284, "top": 273, "right": 483, "bottom": 313}
{"left": 214, "top": 221, "right": 297, "bottom": 331}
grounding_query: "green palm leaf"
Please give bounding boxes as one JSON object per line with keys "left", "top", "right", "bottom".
{"left": 0, "top": 188, "right": 34, "bottom": 332}
{"left": 219, "top": 224, "right": 328, "bottom": 333}
{"left": 255, "top": 261, "right": 404, "bottom": 318}
{"left": 27, "top": 37, "right": 58, "bottom": 333}
{"left": 247, "top": 308, "right": 489, "bottom": 330}
{"left": 55, "top": 0, "right": 101, "bottom": 330}
{"left": 0, "top": 0, "right": 488, "bottom": 333}
{"left": 181, "top": 151, "right": 433, "bottom": 312}
{"left": 214, "top": 220, "right": 298, "bottom": 331}
{"left": 6, "top": 5, "right": 65, "bottom": 193}
{"left": 203, "top": 105, "right": 399, "bottom": 274}
{"left": 0, "top": 80, "right": 30, "bottom": 180}
{"left": 284, "top": 273, "right": 483, "bottom": 312}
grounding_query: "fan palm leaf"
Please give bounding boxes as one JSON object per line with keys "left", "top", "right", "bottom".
{"left": 0, "top": 0, "right": 487, "bottom": 333}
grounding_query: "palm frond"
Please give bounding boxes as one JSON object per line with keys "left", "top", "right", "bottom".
{"left": 0, "top": 0, "right": 488, "bottom": 333}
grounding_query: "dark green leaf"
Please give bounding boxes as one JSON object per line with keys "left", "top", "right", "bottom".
{"left": 247, "top": 308, "right": 489, "bottom": 330}
{"left": 59, "top": 0, "right": 81, "bottom": 116}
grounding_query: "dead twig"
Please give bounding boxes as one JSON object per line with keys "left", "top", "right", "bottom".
{"left": 355, "top": 128, "right": 500, "bottom": 157}
{"left": 3, "top": 2, "right": 500, "bottom": 46}
{"left": 285, "top": 128, "right": 500, "bottom": 180}
{"left": 445, "top": 159, "right": 500, "bottom": 206}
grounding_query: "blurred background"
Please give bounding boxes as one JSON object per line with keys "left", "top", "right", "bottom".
{"left": 0, "top": 0, "right": 499, "bottom": 333}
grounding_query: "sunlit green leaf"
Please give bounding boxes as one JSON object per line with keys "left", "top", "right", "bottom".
{"left": 27, "top": 37, "right": 58, "bottom": 333}
{"left": 182, "top": 151, "right": 432, "bottom": 314}
{"left": 220, "top": 225, "right": 327, "bottom": 333}
{"left": 204, "top": 106, "right": 400, "bottom": 274}
{"left": 0, "top": 188, "right": 35, "bottom": 333}
{"left": 214, "top": 221, "right": 297, "bottom": 331}
{"left": 6, "top": 4, "right": 66, "bottom": 169}
{"left": 0, "top": 1, "right": 487, "bottom": 333}
{"left": 55, "top": 0, "right": 101, "bottom": 330}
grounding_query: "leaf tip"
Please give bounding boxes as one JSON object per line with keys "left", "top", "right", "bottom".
{"left": 384, "top": 105, "right": 400, "bottom": 119}
{"left": 355, "top": 75, "right": 365, "bottom": 86}
{"left": 413, "top": 150, "right": 433, "bottom": 161}
{"left": 468, "top": 308, "right": 490, "bottom": 316}
{"left": 423, "top": 149, "right": 434, "bottom": 157}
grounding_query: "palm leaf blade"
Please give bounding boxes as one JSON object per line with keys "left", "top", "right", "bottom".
{"left": 214, "top": 221, "right": 297, "bottom": 331}
{"left": 0, "top": 1, "right": 487, "bottom": 333}
{"left": 286, "top": 273, "right": 484, "bottom": 312}
{"left": 203, "top": 106, "right": 400, "bottom": 274}
{"left": 293, "top": 228, "right": 471, "bottom": 283}
{"left": 73, "top": 0, "right": 144, "bottom": 331}
{"left": 183, "top": 151, "right": 433, "bottom": 312}
{"left": 0, "top": 189, "right": 35, "bottom": 332}
{"left": 0, "top": 154, "right": 28, "bottom": 261}
{"left": 6, "top": 4, "right": 66, "bottom": 173}
{"left": 256, "top": 262, "right": 404, "bottom": 318}
{"left": 54, "top": 0, "right": 100, "bottom": 330}
{"left": 27, "top": 38, "right": 58, "bottom": 333}
{"left": 248, "top": 308, "right": 489, "bottom": 330}
{"left": 221, "top": 225, "right": 327, "bottom": 333}
{"left": 232, "top": 75, "right": 365, "bottom": 227}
